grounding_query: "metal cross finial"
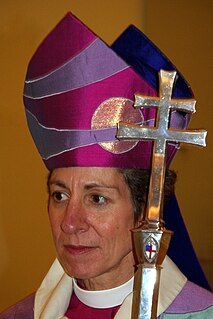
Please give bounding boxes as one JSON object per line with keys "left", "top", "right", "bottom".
{"left": 118, "top": 70, "right": 206, "bottom": 225}
{"left": 117, "top": 70, "right": 207, "bottom": 319}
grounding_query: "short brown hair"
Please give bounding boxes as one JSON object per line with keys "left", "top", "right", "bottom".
{"left": 117, "top": 168, "right": 176, "bottom": 222}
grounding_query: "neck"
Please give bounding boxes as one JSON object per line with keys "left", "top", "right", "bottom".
{"left": 77, "top": 253, "right": 135, "bottom": 290}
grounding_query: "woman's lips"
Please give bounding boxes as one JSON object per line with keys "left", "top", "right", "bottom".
{"left": 64, "top": 245, "right": 96, "bottom": 255}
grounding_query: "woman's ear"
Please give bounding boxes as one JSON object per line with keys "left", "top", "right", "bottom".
{"left": 134, "top": 207, "right": 145, "bottom": 228}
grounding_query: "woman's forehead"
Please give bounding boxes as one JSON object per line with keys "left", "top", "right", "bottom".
{"left": 50, "top": 167, "right": 125, "bottom": 185}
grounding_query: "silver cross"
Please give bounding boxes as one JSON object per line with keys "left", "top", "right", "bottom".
{"left": 117, "top": 70, "right": 206, "bottom": 225}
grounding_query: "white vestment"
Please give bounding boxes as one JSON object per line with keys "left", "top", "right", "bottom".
{"left": 34, "top": 256, "right": 187, "bottom": 319}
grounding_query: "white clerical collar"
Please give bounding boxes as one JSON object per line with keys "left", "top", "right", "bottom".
{"left": 73, "top": 276, "right": 134, "bottom": 308}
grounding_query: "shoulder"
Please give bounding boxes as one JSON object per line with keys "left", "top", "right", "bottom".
{"left": 0, "top": 294, "right": 34, "bottom": 319}
{"left": 163, "top": 281, "right": 213, "bottom": 317}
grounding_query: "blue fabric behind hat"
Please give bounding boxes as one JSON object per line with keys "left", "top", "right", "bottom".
{"left": 111, "top": 25, "right": 193, "bottom": 99}
{"left": 112, "top": 25, "right": 211, "bottom": 291}
{"left": 165, "top": 196, "right": 211, "bottom": 290}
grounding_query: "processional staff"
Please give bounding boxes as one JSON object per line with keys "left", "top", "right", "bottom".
{"left": 117, "top": 70, "right": 207, "bottom": 319}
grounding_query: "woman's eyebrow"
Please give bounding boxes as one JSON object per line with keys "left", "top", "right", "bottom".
{"left": 84, "top": 182, "right": 118, "bottom": 191}
{"left": 48, "top": 179, "right": 67, "bottom": 189}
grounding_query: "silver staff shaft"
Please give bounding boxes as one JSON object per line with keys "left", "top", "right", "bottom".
{"left": 132, "top": 266, "right": 160, "bottom": 319}
{"left": 131, "top": 226, "right": 173, "bottom": 319}
{"left": 130, "top": 151, "right": 172, "bottom": 319}
{"left": 116, "top": 143, "right": 172, "bottom": 319}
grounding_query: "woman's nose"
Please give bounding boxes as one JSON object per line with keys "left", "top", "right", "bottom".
{"left": 60, "top": 200, "right": 89, "bottom": 234}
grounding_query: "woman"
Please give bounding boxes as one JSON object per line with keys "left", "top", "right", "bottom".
{"left": 1, "top": 11, "right": 212, "bottom": 319}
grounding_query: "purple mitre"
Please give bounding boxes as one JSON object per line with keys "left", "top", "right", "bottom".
{"left": 23, "top": 12, "right": 190, "bottom": 171}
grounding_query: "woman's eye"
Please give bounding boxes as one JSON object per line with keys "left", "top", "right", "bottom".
{"left": 91, "top": 195, "right": 106, "bottom": 204}
{"left": 52, "top": 191, "right": 68, "bottom": 202}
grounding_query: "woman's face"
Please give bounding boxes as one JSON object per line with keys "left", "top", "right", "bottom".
{"left": 48, "top": 167, "right": 136, "bottom": 289}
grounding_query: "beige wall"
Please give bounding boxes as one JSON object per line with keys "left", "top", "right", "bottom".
{"left": 0, "top": 0, "right": 212, "bottom": 312}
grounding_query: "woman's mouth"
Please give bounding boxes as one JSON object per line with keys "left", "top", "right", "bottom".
{"left": 64, "top": 245, "right": 96, "bottom": 255}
